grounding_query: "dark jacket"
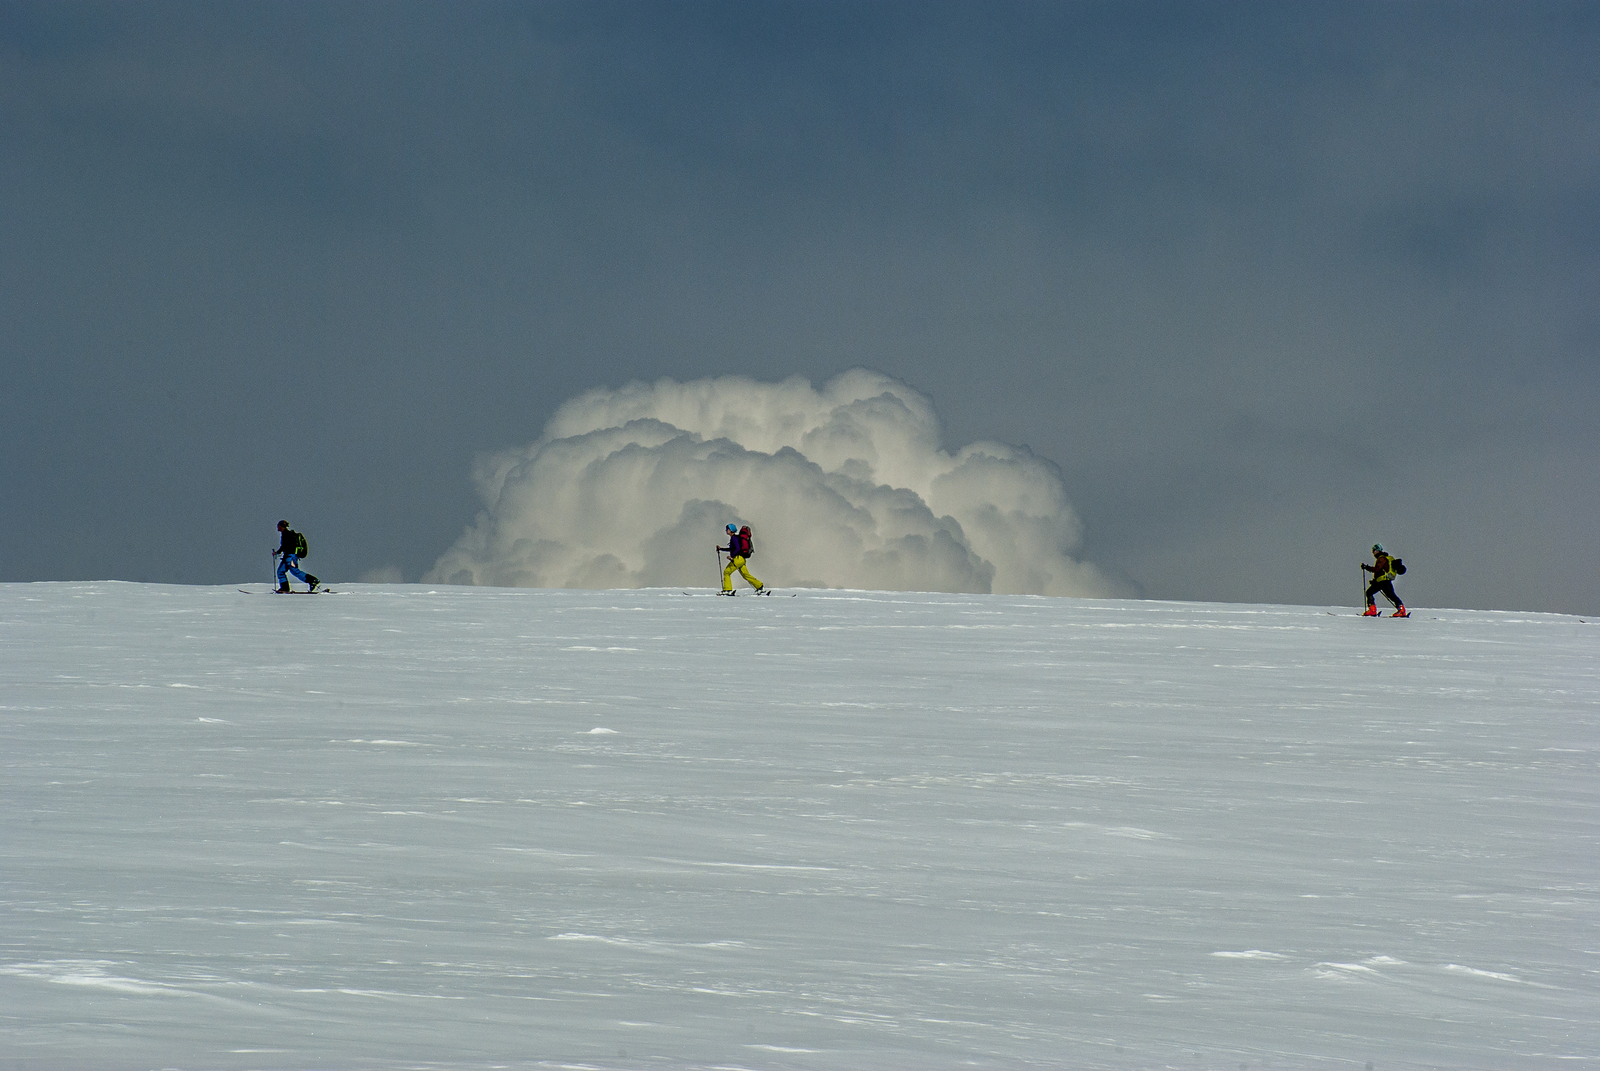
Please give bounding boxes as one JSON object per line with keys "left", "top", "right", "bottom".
{"left": 278, "top": 529, "right": 302, "bottom": 557}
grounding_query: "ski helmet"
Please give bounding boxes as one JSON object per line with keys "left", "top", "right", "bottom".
{"left": 278, "top": 520, "right": 290, "bottom": 530}
{"left": 1372, "top": 543, "right": 1384, "bottom": 554}
{"left": 727, "top": 523, "right": 738, "bottom": 534}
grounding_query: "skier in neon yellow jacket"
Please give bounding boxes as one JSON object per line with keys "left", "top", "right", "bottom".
{"left": 1361, "top": 543, "right": 1406, "bottom": 617}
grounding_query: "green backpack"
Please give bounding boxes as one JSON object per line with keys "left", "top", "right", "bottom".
{"left": 292, "top": 531, "right": 308, "bottom": 558}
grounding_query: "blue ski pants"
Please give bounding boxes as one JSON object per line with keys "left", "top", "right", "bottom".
{"left": 277, "top": 553, "right": 311, "bottom": 587}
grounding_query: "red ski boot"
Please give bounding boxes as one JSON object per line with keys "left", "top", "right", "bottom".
{"left": 1362, "top": 605, "right": 1379, "bottom": 616}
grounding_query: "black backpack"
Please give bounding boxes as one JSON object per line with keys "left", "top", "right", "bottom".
{"left": 1392, "top": 557, "right": 1405, "bottom": 575}
{"left": 292, "top": 530, "right": 309, "bottom": 558}
{"left": 737, "top": 526, "right": 753, "bottom": 559}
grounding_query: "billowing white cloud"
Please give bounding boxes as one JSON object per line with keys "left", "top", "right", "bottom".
{"left": 426, "top": 370, "right": 1124, "bottom": 596}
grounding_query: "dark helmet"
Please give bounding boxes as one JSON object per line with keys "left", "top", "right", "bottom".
{"left": 1372, "top": 543, "right": 1384, "bottom": 554}
{"left": 278, "top": 520, "right": 290, "bottom": 530}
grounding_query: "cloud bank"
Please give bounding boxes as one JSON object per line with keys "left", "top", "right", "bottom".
{"left": 427, "top": 371, "right": 1122, "bottom": 596}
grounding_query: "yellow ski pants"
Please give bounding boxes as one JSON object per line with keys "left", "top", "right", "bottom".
{"left": 722, "top": 555, "right": 763, "bottom": 592}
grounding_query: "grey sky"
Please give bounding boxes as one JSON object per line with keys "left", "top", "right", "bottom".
{"left": 4, "top": 1, "right": 1596, "bottom": 612}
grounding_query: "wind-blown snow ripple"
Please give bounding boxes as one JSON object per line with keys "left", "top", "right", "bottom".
{"left": 2, "top": 582, "right": 1596, "bottom": 1070}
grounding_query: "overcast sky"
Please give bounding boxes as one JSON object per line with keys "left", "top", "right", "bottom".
{"left": 4, "top": 0, "right": 1596, "bottom": 613}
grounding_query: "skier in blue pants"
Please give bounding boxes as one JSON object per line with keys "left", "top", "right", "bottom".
{"left": 274, "top": 520, "right": 320, "bottom": 593}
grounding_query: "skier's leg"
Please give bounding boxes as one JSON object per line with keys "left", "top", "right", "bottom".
{"left": 737, "top": 558, "right": 763, "bottom": 591}
{"left": 1364, "top": 579, "right": 1380, "bottom": 606}
{"left": 283, "top": 554, "right": 310, "bottom": 585}
{"left": 1380, "top": 581, "right": 1402, "bottom": 609}
{"left": 722, "top": 558, "right": 737, "bottom": 592}
{"left": 277, "top": 556, "right": 291, "bottom": 590}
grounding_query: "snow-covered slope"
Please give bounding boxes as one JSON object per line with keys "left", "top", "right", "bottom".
{"left": 2, "top": 583, "right": 1595, "bottom": 1071}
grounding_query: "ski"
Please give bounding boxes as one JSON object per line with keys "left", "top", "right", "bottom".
{"left": 681, "top": 590, "right": 796, "bottom": 597}
{"left": 239, "top": 588, "right": 338, "bottom": 595}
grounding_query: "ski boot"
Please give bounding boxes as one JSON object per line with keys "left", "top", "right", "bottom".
{"left": 306, "top": 575, "right": 321, "bottom": 593}
{"left": 1361, "top": 605, "right": 1379, "bottom": 616}
{"left": 1391, "top": 605, "right": 1408, "bottom": 618}
{"left": 277, "top": 582, "right": 292, "bottom": 594}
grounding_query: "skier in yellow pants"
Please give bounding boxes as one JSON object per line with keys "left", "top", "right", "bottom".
{"left": 719, "top": 523, "right": 764, "bottom": 595}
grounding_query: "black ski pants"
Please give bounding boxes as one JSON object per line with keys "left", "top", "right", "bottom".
{"left": 1365, "top": 578, "right": 1402, "bottom": 609}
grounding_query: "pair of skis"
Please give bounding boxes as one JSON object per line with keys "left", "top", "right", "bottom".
{"left": 1324, "top": 608, "right": 1414, "bottom": 617}
{"left": 683, "top": 589, "right": 794, "bottom": 597}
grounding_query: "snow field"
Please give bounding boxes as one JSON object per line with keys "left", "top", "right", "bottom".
{"left": 2, "top": 582, "right": 1596, "bottom": 1071}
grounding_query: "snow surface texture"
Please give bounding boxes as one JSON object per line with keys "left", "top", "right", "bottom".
{"left": 425, "top": 371, "right": 1122, "bottom": 597}
{"left": 2, "top": 582, "right": 1596, "bottom": 1071}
